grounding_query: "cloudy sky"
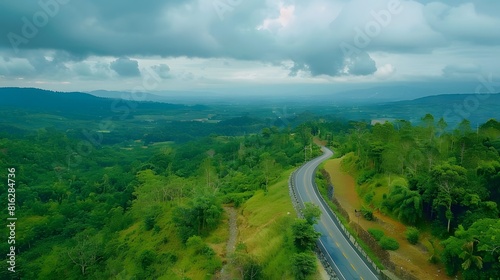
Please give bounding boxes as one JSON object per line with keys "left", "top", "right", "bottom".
{"left": 0, "top": 0, "right": 499, "bottom": 96}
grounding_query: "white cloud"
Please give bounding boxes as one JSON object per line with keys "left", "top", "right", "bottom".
{"left": 0, "top": 0, "right": 499, "bottom": 92}
{"left": 258, "top": 4, "right": 295, "bottom": 31}
{"left": 374, "top": 63, "right": 395, "bottom": 79}
{"left": 424, "top": 2, "right": 500, "bottom": 44}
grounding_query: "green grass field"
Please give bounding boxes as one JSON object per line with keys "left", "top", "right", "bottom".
{"left": 238, "top": 169, "right": 325, "bottom": 280}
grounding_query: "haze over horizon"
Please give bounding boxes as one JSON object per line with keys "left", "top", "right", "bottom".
{"left": 1, "top": 0, "right": 499, "bottom": 97}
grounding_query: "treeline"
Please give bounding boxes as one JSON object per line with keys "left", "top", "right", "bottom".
{"left": 319, "top": 115, "right": 500, "bottom": 279}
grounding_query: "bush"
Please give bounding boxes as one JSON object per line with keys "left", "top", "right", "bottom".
{"left": 222, "top": 192, "right": 254, "bottom": 207}
{"left": 233, "top": 253, "right": 263, "bottom": 280}
{"left": 162, "top": 252, "right": 178, "bottom": 264}
{"left": 144, "top": 215, "right": 156, "bottom": 231}
{"left": 139, "top": 250, "right": 156, "bottom": 269}
{"left": 291, "top": 219, "right": 321, "bottom": 251}
{"left": 186, "top": 236, "right": 204, "bottom": 253}
{"left": 356, "top": 170, "right": 376, "bottom": 185}
{"left": 361, "top": 207, "right": 374, "bottom": 221}
{"left": 186, "top": 235, "right": 215, "bottom": 256}
{"left": 379, "top": 236, "right": 400, "bottom": 250}
{"left": 368, "top": 228, "right": 384, "bottom": 241}
{"left": 364, "top": 192, "right": 374, "bottom": 204}
{"left": 405, "top": 227, "right": 419, "bottom": 245}
{"left": 291, "top": 252, "right": 317, "bottom": 280}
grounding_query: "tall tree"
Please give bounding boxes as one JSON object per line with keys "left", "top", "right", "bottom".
{"left": 421, "top": 113, "right": 436, "bottom": 143}
{"left": 301, "top": 202, "right": 321, "bottom": 225}
{"left": 291, "top": 219, "right": 321, "bottom": 251}
{"left": 385, "top": 185, "right": 423, "bottom": 225}
{"left": 459, "top": 241, "right": 483, "bottom": 271}
{"left": 67, "top": 231, "right": 103, "bottom": 275}
{"left": 431, "top": 163, "right": 467, "bottom": 232}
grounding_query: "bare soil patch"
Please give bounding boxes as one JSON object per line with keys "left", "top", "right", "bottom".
{"left": 324, "top": 159, "right": 450, "bottom": 280}
{"left": 219, "top": 206, "right": 238, "bottom": 280}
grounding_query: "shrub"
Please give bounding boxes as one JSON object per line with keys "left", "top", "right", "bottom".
{"left": 405, "top": 227, "right": 420, "bottom": 245}
{"left": 162, "top": 252, "right": 178, "bottom": 264}
{"left": 364, "top": 192, "right": 374, "bottom": 204}
{"left": 139, "top": 250, "right": 156, "bottom": 269}
{"left": 186, "top": 235, "right": 215, "bottom": 256}
{"left": 291, "top": 252, "right": 317, "bottom": 280}
{"left": 428, "top": 254, "right": 439, "bottom": 264}
{"left": 291, "top": 219, "right": 321, "bottom": 251}
{"left": 222, "top": 192, "right": 254, "bottom": 207}
{"left": 361, "top": 207, "right": 374, "bottom": 221}
{"left": 356, "top": 170, "right": 376, "bottom": 185}
{"left": 302, "top": 202, "right": 321, "bottom": 225}
{"left": 389, "top": 177, "right": 408, "bottom": 188}
{"left": 144, "top": 215, "right": 156, "bottom": 231}
{"left": 186, "top": 235, "right": 204, "bottom": 253}
{"left": 368, "top": 228, "right": 384, "bottom": 241}
{"left": 379, "top": 236, "right": 400, "bottom": 250}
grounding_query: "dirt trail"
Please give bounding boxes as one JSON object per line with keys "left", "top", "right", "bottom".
{"left": 220, "top": 206, "right": 238, "bottom": 280}
{"left": 324, "top": 159, "right": 450, "bottom": 280}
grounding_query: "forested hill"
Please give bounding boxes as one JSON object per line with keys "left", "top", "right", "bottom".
{"left": 365, "top": 93, "right": 500, "bottom": 127}
{"left": 0, "top": 87, "right": 199, "bottom": 119}
{"left": 395, "top": 93, "right": 500, "bottom": 105}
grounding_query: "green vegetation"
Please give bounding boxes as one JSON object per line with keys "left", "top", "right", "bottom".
{"left": 2, "top": 88, "right": 500, "bottom": 279}
{"left": 367, "top": 228, "right": 399, "bottom": 251}
{"left": 405, "top": 227, "right": 420, "bottom": 245}
{"left": 173, "top": 194, "right": 223, "bottom": 242}
{"left": 0, "top": 96, "right": 324, "bottom": 279}
{"left": 315, "top": 168, "right": 386, "bottom": 270}
{"left": 291, "top": 252, "right": 317, "bottom": 280}
{"left": 316, "top": 114, "right": 500, "bottom": 279}
{"left": 235, "top": 171, "right": 322, "bottom": 280}
{"left": 301, "top": 202, "right": 321, "bottom": 225}
{"left": 379, "top": 236, "right": 400, "bottom": 251}
{"left": 291, "top": 219, "right": 321, "bottom": 251}
{"left": 441, "top": 219, "right": 500, "bottom": 279}
{"left": 368, "top": 228, "right": 385, "bottom": 241}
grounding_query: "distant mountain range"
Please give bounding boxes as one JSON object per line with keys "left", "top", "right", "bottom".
{"left": 88, "top": 90, "right": 226, "bottom": 105}
{"left": 363, "top": 93, "right": 500, "bottom": 127}
{"left": 1, "top": 87, "right": 499, "bottom": 127}
{"left": 0, "top": 87, "right": 199, "bottom": 119}
{"left": 89, "top": 90, "right": 175, "bottom": 103}
{"left": 87, "top": 83, "right": 490, "bottom": 105}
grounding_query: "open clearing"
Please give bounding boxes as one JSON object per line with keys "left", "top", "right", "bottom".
{"left": 324, "top": 158, "right": 450, "bottom": 280}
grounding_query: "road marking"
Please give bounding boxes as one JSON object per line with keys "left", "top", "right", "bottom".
{"left": 342, "top": 252, "right": 348, "bottom": 259}
{"left": 292, "top": 147, "right": 379, "bottom": 280}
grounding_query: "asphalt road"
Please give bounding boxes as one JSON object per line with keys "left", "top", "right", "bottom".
{"left": 293, "top": 146, "right": 379, "bottom": 280}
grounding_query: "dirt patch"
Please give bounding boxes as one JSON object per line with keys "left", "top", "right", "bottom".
{"left": 314, "top": 137, "right": 327, "bottom": 146}
{"left": 324, "top": 159, "right": 450, "bottom": 280}
{"left": 219, "top": 206, "right": 238, "bottom": 280}
{"left": 225, "top": 206, "right": 238, "bottom": 255}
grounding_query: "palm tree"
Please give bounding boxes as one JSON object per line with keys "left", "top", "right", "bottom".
{"left": 386, "top": 185, "right": 422, "bottom": 225}
{"left": 460, "top": 241, "right": 483, "bottom": 271}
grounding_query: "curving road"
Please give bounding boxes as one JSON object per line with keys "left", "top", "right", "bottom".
{"left": 293, "top": 146, "right": 379, "bottom": 280}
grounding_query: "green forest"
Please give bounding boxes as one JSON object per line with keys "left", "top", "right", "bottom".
{"left": 0, "top": 112, "right": 324, "bottom": 279}
{"left": 1, "top": 89, "right": 499, "bottom": 279}
{"left": 318, "top": 115, "right": 500, "bottom": 279}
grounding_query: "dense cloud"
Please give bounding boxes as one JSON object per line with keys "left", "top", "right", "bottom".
{"left": 0, "top": 0, "right": 499, "bottom": 89}
{"left": 110, "top": 57, "right": 140, "bottom": 77}
{"left": 152, "top": 64, "right": 171, "bottom": 79}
